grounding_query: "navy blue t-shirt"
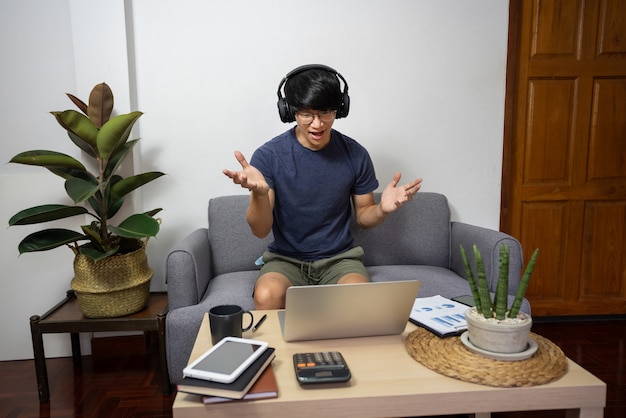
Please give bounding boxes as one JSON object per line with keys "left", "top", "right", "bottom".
{"left": 250, "top": 128, "right": 379, "bottom": 261}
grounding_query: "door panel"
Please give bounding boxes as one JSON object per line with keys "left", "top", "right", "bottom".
{"left": 581, "top": 202, "right": 626, "bottom": 298}
{"left": 524, "top": 79, "right": 577, "bottom": 184}
{"left": 596, "top": 0, "right": 626, "bottom": 58}
{"left": 520, "top": 202, "right": 570, "bottom": 300}
{"left": 588, "top": 79, "right": 626, "bottom": 181}
{"left": 530, "top": 0, "right": 582, "bottom": 58}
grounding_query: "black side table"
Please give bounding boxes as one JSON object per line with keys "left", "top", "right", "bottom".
{"left": 29, "top": 290, "right": 171, "bottom": 402}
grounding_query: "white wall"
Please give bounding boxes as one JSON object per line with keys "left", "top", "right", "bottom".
{"left": 0, "top": 0, "right": 510, "bottom": 361}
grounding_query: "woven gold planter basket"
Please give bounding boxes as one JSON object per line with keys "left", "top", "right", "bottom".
{"left": 71, "top": 243, "right": 153, "bottom": 318}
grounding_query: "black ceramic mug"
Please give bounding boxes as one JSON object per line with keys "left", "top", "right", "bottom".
{"left": 208, "top": 305, "right": 254, "bottom": 345}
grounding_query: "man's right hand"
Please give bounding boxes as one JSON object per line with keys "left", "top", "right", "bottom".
{"left": 223, "top": 151, "right": 270, "bottom": 194}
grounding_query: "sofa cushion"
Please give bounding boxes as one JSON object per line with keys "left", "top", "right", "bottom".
{"left": 368, "top": 265, "right": 471, "bottom": 297}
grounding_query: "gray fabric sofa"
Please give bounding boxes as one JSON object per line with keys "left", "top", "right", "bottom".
{"left": 165, "top": 192, "right": 530, "bottom": 383}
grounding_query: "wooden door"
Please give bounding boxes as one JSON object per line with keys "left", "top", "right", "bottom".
{"left": 501, "top": 0, "right": 626, "bottom": 315}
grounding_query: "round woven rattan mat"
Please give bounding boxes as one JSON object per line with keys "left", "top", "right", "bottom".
{"left": 405, "top": 328, "right": 568, "bottom": 387}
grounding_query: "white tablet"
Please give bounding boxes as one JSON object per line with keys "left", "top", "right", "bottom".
{"left": 182, "top": 337, "right": 269, "bottom": 383}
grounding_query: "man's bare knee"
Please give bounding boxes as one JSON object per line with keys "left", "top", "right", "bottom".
{"left": 337, "top": 273, "right": 370, "bottom": 284}
{"left": 254, "top": 273, "right": 291, "bottom": 309}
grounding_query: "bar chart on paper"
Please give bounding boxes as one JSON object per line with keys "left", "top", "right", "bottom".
{"left": 409, "top": 295, "right": 469, "bottom": 337}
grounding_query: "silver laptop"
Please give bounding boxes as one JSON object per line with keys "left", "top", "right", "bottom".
{"left": 278, "top": 280, "right": 421, "bottom": 342}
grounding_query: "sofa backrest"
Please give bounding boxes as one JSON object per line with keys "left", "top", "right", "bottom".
{"left": 208, "top": 192, "right": 451, "bottom": 276}
{"left": 352, "top": 192, "right": 451, "bottom": 268}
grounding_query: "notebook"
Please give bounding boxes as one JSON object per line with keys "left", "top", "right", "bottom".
{"left": 202, "top": 363, "right": 278, "bottom": 404}
{"left": 177, "top": 348, "right": 275, "bottom": 399}
{"left": 278, "top": 280, "right": 421, "bottom": 342}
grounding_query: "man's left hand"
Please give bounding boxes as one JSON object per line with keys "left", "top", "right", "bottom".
{"left": 380, "top": 173, "right": 423, "bottom": 214}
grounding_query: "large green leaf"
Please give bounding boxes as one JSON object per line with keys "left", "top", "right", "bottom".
{"left": 51, "top": 110, "right": 98, "bottom": 148}
{"left": 88, "top": 83, "right": 114, "bottom": 128}
{"left": 65, "top": 177, "right": 99, "bottom": 203}
{"left": 108, "top": 214, "right": 159, "bottom": 239}
{"left": 10, "top": 150, "right": 86, "bottom": 171}
{"left": 18, "top": 229, "right": 87, "bottom": 254}
{"left": 106, "top": 196, "right": 125, "bottom": 218}
{"left": 103, "top": 139, "right": 139, "bottom": 180}
{"left": 47, "top": 167, "right": 97, "bottom": 182}
{"left": 67, "top": 130, "right": 97, "bottom": 158}
{"left": 109, "top": 171, "right": 165, "bottom": 202}
{"left": 9, "top": 204, "right": 88, "bottom": 226}
{"left": 97, "top": 111, "right": 142, "bottom": 160}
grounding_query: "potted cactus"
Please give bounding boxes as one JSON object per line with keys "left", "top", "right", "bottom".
{"left": 8, "top": 82, "right": 164, "bottom": 318}
{"left": 460, "top": 243, "right": 539, "bottom": 355}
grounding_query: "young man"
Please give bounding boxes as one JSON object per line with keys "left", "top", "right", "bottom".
{"left": 223, "top": 65, "right": 422, "bottom": 309}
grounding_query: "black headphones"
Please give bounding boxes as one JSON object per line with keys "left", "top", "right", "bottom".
{"left": 276, "top": 64, "right": 350, "bottom": 123}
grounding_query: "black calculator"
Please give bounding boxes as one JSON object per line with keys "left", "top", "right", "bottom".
{"left": 293, "top": 351, "right": 352, "bottom": 384}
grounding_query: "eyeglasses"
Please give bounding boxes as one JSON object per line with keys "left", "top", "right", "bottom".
{"left": 295, "top": 110, "right": 336, "bottom": 124}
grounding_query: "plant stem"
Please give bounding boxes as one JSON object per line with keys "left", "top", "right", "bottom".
{"left": 97, "top": 157, "right": 108, "bottom": 246}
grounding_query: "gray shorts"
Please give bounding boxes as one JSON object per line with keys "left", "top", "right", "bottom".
{"left": 259, "top": 246, "right": 370, "bottom": 286}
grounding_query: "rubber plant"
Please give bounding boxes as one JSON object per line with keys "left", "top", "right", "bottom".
{"left": 460, "top": 243, "right": 539, "bottom": 320}
{"left": 8, "top": 82, "right": 164, "bottom": 262}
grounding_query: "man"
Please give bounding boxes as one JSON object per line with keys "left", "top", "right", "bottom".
{"left": 223, "top": 64, "right": 422, "bottom": 309}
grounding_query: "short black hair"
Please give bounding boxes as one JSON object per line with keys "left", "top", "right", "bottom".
{"left": 284, "top": 68, "right": 342, "bottom": 112}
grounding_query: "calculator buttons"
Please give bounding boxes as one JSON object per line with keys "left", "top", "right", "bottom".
{"left": 293, "top": 351, "right": 351, "bottom": 384}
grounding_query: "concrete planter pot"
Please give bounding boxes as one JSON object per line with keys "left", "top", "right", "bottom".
{"left": 465, "top": 307, "right": 532, "bottom": 354}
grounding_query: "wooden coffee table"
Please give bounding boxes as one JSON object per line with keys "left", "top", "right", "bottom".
{"left": 173, "top": 310, "right": 606, "bottom": 418}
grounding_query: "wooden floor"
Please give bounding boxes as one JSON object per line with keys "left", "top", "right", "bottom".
{"left": 0, "top": 318, "right": 624, "bottom": 418}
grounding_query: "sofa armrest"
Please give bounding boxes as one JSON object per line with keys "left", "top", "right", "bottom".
{"left": 450, "top": 222, "right": 523, "bottom": 295}
{"left": 165, "top": 228, "right": 212, "bottom": 310}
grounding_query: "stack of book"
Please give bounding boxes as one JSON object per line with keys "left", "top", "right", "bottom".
{"left": 177, "top": 347, "right": 278, "bottom": 404}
